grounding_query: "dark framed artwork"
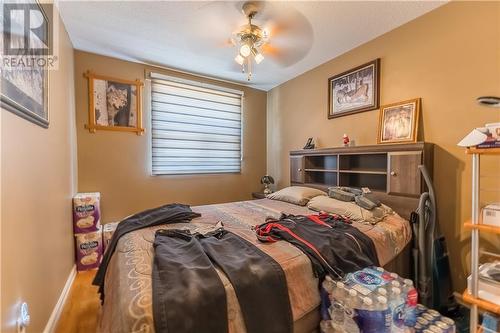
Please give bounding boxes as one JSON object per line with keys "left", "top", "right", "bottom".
{"left": 84, "top": 71, "right": 144, "bottom": 135}
{"left": 1, "top": 1, "right": 50, "bottom": 128}
{"left": 328, "top": 58, "right": 380, "bottom": 119}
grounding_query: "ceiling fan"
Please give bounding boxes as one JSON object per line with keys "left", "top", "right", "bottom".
{"left": 229, "top": 1, "right": 313, "bottom": 81}
{"left": 231, "top": 2, "right": 269, "bottom": 81}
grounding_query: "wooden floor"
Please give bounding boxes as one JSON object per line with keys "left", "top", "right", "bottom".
{"left": 55, "top": 270, "right": 100, "bottom": 333}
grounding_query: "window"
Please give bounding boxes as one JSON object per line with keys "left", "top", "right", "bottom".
{"left": 150, "top": 73, "right": 243, "bottom": 175}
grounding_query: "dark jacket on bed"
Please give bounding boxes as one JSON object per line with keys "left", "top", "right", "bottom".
{"left": 93, "top": 203, "right": 201, "bottom": 300}
{"left": 255, "top": 213, "right": 379, "bottom": 279}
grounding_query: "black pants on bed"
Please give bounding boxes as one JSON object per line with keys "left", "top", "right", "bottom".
{"left": 93, "top": 203, "right": 201, "bottom": 300}
{"left": 152, "top": 228, "right": 293, "bottom": 333}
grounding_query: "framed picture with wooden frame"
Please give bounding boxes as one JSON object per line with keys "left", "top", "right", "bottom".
{"left": 377, "top": 98, "right": 420, "bottom": 144}
{"left": 84, "top": 71, "right": 144, "bottom": 135}
{"left": 328, "top": 58, "right": 380, "bottom": 119}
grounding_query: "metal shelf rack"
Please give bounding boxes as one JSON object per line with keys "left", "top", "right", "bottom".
{"left": 463, "top": 147, "right": 500, "bottom": 332}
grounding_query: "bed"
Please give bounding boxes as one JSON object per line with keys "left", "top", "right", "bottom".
{"left": 97, "top": 197, "right": 412, "bottom": 333}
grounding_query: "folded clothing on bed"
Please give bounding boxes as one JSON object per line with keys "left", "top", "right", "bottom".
{"left": 307, "top": 195, "right": 393, "bottom": 224}
{"left": 93, "top": 203, "right": 201, "bottom": 300}
{"left": 153, "top": 228, "right": 292, "bottom": 333}
{"left": 255, "top": 213, "right": 379, "bottom": 279}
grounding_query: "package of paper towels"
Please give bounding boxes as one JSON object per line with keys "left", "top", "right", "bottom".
{"left": 73, "top": 192, "right": 101, "bottom": 234}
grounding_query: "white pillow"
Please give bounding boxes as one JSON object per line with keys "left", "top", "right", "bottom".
{"left": 267, "top": 186, "right": 327, "bottom": 206}
{"left": 307, "top": 195, "right": 393, "bottom": 224}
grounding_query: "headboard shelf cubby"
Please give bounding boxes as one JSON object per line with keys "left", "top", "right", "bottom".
{"left": 290, "top": 142, "right": 434, "bottom": 219}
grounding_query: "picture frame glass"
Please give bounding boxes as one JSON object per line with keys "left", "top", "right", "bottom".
{"left": 329, "top": 59, "right": 379, "bottom": 118}
{"left": 0, "top": 1, "right": 49, "bottom": 127}
{"left": 1, "top": 66, "right": 48, "bottom": 123}
{"left": 380, "top": 101, "right": 417, "bottom": 143}
{"left": 93, "top": 79, "right": 138, "bottom": 128}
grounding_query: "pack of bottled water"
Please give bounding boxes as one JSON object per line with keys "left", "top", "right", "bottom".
{"left": 320, "top": 266, "right": 456, "bottom": 333}
{"left": 413, "top": 305, "right": 456, "bottom": 333}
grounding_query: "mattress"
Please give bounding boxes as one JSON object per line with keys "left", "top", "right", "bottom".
{"left": 98, "top": 198, "right": 412, "bottom": 333}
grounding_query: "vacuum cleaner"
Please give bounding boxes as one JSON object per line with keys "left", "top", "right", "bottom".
{"left": 411, "top": 165, "right": 454, "bottom": 312}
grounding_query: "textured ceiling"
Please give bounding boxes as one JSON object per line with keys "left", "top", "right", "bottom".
{"left": 59, "top": 1, "right": 446, "bottom": 91}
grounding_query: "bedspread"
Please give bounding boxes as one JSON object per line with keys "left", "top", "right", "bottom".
{"left": 98, "top": 198, "right": 411, "bottom": 333}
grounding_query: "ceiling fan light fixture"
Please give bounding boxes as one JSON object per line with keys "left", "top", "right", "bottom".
{"left": 239, "top": 43, "right": 252, "bottom": 57}
{"left": 254, "top": 52, "right": 264, "bottom": 64}
{"left": 235, "top": 54, "right": 245, "bottom": 65}
{"left": 231, "top": 1, "right": 270, "bottom": 81}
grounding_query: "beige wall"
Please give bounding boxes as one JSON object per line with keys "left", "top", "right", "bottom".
{"left": 1, "top": 12, "right": 77, "bottom": 333}
{"left": 74, "top": 51, "right": 267, "bottom": 223}
{"left": 267, "top": 1, "right": 500, "bottom": 292}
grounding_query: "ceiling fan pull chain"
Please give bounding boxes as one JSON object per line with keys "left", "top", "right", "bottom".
{"left": 247, "top": 57, "right": 252, "bottom": 81}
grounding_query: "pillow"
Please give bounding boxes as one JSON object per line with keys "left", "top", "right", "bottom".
{"left": 267, "top": 186, "right": 327, "bottom": 206}
{"left": 307, "top": 195, "right": 393, "bottom": 224}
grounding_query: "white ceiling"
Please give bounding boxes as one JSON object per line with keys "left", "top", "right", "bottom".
{"left": 59, "top": 1, "right": 446, "bottom": 91}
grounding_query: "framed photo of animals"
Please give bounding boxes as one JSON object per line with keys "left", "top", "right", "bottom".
{"left": 328, "top": 59, "right": 380, "bottom": 119}
{"left": 84, "top": 71, "right": 144, "bottom": 134}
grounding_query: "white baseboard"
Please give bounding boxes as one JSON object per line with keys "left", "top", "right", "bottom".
{"left": 43, "top": 265, "right": 77, "bottom": 333}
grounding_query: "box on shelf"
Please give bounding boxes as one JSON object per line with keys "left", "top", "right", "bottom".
{"left": 478, "top": 123, "right": 500, "bottom": 148}
{"left": 102, "top": 221, "right": 119, "bottom": 252}
{"left": 483, "top": 204, "right": 500, "bottom": 227}
{"left": 482, "top": 312, "right": 500, "bottom": 333}
{"left": 73, "top": 192, "right": 101, "bottom": 234}
{"left": 75, "top": 227, "right": 103, "bottom": 271}
{"left": 467, "top": 261, "right": 500, "bottom": 306}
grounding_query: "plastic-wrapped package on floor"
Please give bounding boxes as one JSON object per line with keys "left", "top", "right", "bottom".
{"left": 320, "top": 267, "right": 456, "bottom": 333}
{"left": 102, "top": 221, "right": 119, "bottom": 253}
{"left": 73, "top": 192, "right": 101, "bottom": 233}
{"left": 75, "top": 227, "right": 103, "bottom": 271}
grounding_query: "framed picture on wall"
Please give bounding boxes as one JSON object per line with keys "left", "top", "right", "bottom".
{"left": 377, "top": 98, "right": 420, "bottom": 144}
{"left": 84, "top": 71, "right": 144, "bottom": 135}
{"left": 1, "top": 1, "right": 49, "bottom": 128}
{"left": 328, "top": 59, "right": 380, "bottom": 119}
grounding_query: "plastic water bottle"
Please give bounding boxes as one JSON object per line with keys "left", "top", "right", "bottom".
{"left": 391, "top": 280, "right": 401, "bottom": 289}
{"left": 323, "top": 275, "right": 336, "bottom": 294}
{"left": 342, "top": 288, "right": 361, "bottom": 333}
{"left": 331, "top": 281, "right": 345, "bottom": 301}
{"left": 356, "top": 294, "right": 391, "bottom": 333}
{"left": 377, "top": 287, "right": 388, "bottom": 297}
{"left": 330, "top": 282, "right": 346, "bottom": 332}
{"left": 388, "top": 287, "right": 407, "bottom": 332}
{"left": 354, "top": 295, "right": 390, "bottom": 333}
{"left": 403, "top": 279, "right": 418, "bottom": 327}
{"left": 375, "top": 295, "right": 392, "bottom": 332}
{"left": 361, "top": 296, "right": 374, "bottom": 308}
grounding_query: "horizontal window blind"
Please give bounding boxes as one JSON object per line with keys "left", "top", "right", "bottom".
{"left": 150, "top": 73, "right": 243, "bottom": 175}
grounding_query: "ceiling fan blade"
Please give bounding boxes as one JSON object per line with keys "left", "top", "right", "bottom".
{"left": 258, "top": 3, "right": 314, "bottom": 67}
{"left": 190, "top": 2, "right": 245, "bottom": 51}
{"left": 220, "top": 37, "right": 236, "bottom": 48}
{"left": 261, "top": 43, "right": 280, "bottom": 57}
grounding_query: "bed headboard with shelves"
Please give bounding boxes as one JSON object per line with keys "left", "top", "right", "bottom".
{"left": 289, "top": 142, "right": 434, "bottom": 219}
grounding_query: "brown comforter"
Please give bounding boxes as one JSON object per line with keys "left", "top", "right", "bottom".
{"left": 98, "top": 199, "right": 411, "bottom": 333}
